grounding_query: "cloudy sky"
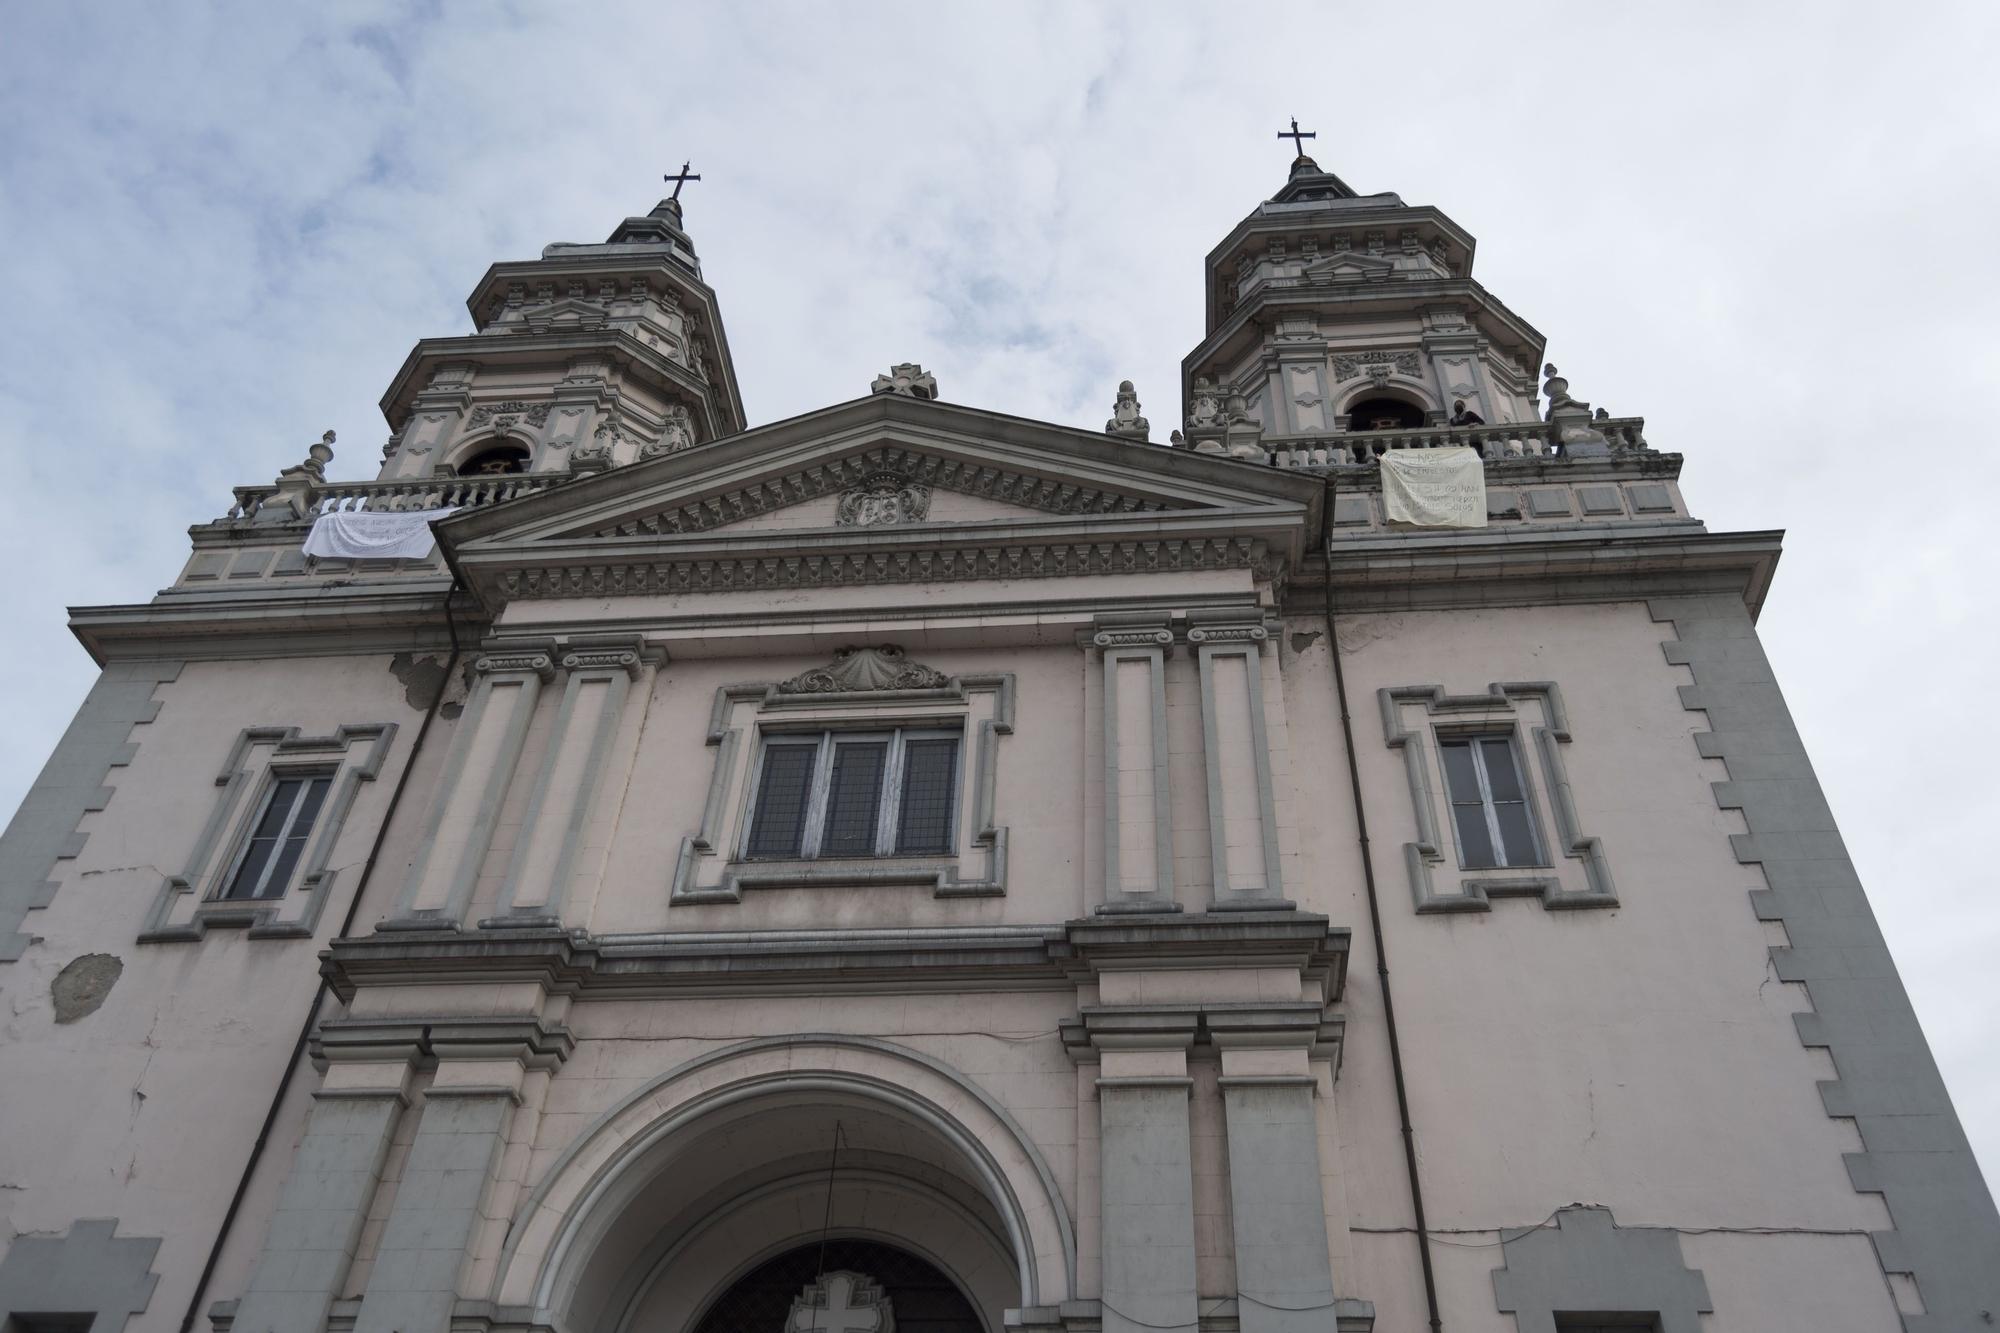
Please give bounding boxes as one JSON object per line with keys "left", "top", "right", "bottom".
{"left": 4, "top": 2, "right": 1996, "bottom": 1179}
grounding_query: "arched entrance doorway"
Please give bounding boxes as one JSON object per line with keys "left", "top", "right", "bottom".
{"left": 693, "top": 1240, "right": 983, "bottom": 1333}
{"left": 494, "top": 1037, "right": 1076, "bottom": 1333}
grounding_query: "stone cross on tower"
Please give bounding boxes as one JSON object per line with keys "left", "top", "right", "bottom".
{"left": 1278, "top": 116, "right": 1317, "bottom": 159}
{"left": 663, "top": 160, "right": 701, "bottom": 200}
{"left": 786, "top": 1270, "right": 896, "bottom": 1333}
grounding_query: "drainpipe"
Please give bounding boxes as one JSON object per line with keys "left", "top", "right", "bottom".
{"left": 177, "top": 579, "right": 465, "bottom": 1333}
{"left": 1318, "top": 471, "right": 1445, "bottom": 1333}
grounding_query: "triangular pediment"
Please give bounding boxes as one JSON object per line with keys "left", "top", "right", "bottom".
{"left": 1301, "top": 250, "right": 1398, "bottom": 282}
{"left": 438, "top": 394, "right": 1321, "bottom": 606}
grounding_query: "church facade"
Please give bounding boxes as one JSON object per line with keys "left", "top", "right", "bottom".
{"left": 2, "top": 149, "right": 1996, "bottom": 1333}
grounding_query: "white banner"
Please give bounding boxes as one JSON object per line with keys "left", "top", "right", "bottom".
{"left": 301, "top": 507, "right": 456, "bottom": 561}
{"left": 1379, "top": 448, "right": 1486, "bottom": 528}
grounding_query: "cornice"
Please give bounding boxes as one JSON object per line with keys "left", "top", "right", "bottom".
{"left": 1186, "top": 275, "right": 1545, "bottom": 388}
{"left": 455, "top": 515, "right": 1291, "bottom": 609}
{"left": 319, "top": 915, "right": 1351, "bottom": 1002}
{"left": 438, "top": 394, "right": 1324, "bottom": 550}
{"left": 1284, "top": 526, "right": 1785, "bottom": 619}
{"left": 377, "top": 325, "right": 739, "bottom": 441}
{"left": 67, "top": 584, "right": 466, "bottom": 666}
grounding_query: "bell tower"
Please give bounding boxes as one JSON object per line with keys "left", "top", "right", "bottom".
{"left": 373, "top": 171, "right": 745, "bottom": 481}
{"left": 1180, "top": 131, "right": 1544, "bottom": 453}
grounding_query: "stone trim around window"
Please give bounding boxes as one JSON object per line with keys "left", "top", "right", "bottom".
{"left": 1378, "top": 682, "right": 1616, "bottom": 913}
{"left": 138, "top": 723, "right": 397, "bottom": 942}
{"left": 671, "top": 663, "right": 1015, "bottom": 905}
{"left": 1491, "top": 1205, "right": 1711, "bottom": 1333}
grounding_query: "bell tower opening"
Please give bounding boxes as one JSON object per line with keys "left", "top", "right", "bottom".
{"left": 1345, "top": 396, "right": 1427, "bottom": 431}
{"left": 456, "top": 443, "right": 529, "bottom": 476}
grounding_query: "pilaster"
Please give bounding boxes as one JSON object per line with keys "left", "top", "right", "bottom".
{"left": 227, "top": 1035, "right": 419, "bottom": 1333}
{"left": 387, "top": 363, "right": 475, "bottom": 480}
{"left": 1091, "top": 614, "right": 1179, "bottom": 914}
{"left": 1210, "top": 1010, "right": 1342, "bottom": 1333}
{"left": 382, "top": 639, "right": 556, "bottom": 931}
{"left": 483, "top": 637, "right": 658, "bottom": 929}
{"left": 341, "top": 1017, "right": 570, "bottom": 1333}
{"left": 1187, "top": 610, "right": 1290, "bottom": 911}
{"left": 1074, "top": 1008, "right": 1202, "bottom": 1333}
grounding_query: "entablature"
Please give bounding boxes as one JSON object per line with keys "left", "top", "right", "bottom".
{"left": 318, "top": 914, "right": 1351, "bottom": 1004}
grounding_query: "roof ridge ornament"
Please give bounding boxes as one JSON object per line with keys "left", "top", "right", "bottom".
{"left": 871, "top": 363, "right": 939, "bottom": 400}
{"left": 777, "top": 645, "right": 950, "bottom": 695}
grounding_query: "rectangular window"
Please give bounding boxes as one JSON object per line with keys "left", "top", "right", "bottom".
{"left": 1438, "top": 734, "right": 1541, "bottom": 869}
{"left": 1554, "top": 1319, "right": 1661, "bottom": 1332}
{"left": 220, "top": 774, "right": 332, "bottom": 900}
{"left": 744, "top": 729, "right": 960, "bottom": 861}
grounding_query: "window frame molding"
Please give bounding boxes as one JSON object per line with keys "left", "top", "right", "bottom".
{"left": 140, "top": 723, "right": 398, "bottom": 942}
{"left": 1379, "top": 682, "right": 1615, "bottom": 913}
{"left": 673, "top": 668, "right": 1014, "bottom": 905}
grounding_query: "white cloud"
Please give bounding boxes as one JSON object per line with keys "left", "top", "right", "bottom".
{"left": 3, "top": 0, "right": 1997, "bottom": 1197}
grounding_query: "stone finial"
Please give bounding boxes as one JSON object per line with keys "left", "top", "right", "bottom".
{"left": 1181, "top": 376, "right": 1228, "bottom": 453}
{"left": 254, "top": 430, "right": 336, "bottom": 523}
{"left": 300, "top": 430, "right": 335, "bottom": 480}
{"left": 871, "top": 363, "right": 939, "bottom": 400}
{"left": 1105, "top": 380, "right": 1151, "bottom": 441}
{"left": 1223, "top": 391, "right": 1265, "bottom": 460}
{"left": 1542, "top": 363, "right": 1612, "bottom": 457}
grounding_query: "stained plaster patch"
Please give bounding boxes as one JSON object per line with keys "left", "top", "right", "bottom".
{"left": 51, "top": 952, "right": 122, "bottom": 1022}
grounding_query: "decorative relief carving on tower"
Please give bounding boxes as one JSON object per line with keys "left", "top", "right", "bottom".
{"left": 835, "top": 471, "right": 931, "bottom": 526}
{"left": 636, "top": 403, "right": 698, "bottom": 461}
{"left": 468, "top": 401, "right": 553, "bottom": 429}
{"left": 777, "top": 645, "right": 949, "bottom": 695}
{"left": 572, "top": 415, "right": 620, "bottom": 472}
{"left": 1332, "top": 350, "right": 1422, "bottom": 382}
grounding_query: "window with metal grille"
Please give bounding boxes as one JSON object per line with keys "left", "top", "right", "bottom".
{"left": 1438, "top": 733, "right": 1542, "bottom": 869}
{"left": 219, "top": 773, "right": 333, "bottom": 900}
{"left": 743, "top": 729, "right": 960, "bottom": 860}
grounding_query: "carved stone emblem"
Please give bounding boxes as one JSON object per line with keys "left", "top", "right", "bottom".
{"left": 836, "top": 472, "right": 931, "bottom": 527}
{"left": 1332, "top": 350, "right": 1421, "bottom": 383}
{"left": 1104, "top": 380, "right": 1150, "bottom": 441}
{"left": 469, "top": 400, "right": 552, "bottom": 428}
{"left": 778, "top": 646, "right": 950, "bottom": 695}
{"left": 786, "top": 1270, "right": 895, "bottom": 1332}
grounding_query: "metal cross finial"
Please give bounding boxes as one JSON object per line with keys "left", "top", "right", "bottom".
{"left": 663, "top": 160, "right": 701, "bottom": 199}
{"left": 1279, "top": 117, "right": 1317, "bottom": 158}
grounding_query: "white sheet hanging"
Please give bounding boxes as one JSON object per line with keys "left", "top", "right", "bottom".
{"left": 1379, "top": 448, "right": 1486, "bottom": 528}
{"left": 301, "top": 507, "right": 457, "bottom": 561}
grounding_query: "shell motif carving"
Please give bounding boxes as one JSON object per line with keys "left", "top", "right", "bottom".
{"left": 776, "top": 645, "right": 950, "bottom": 694}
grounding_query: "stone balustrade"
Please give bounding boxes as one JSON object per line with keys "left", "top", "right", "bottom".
{"left": 221, "top": 473, "right": 566, "bottom": 523}
{"left": 1259, "top": 416, "right": 1648, "bottom": 470}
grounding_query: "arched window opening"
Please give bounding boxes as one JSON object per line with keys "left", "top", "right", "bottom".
{"left": 457, "top": 444, "right": 529, "bottom": 476}
{"left": 1345, "top": 396, "right": 1427, "bottom": 431}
